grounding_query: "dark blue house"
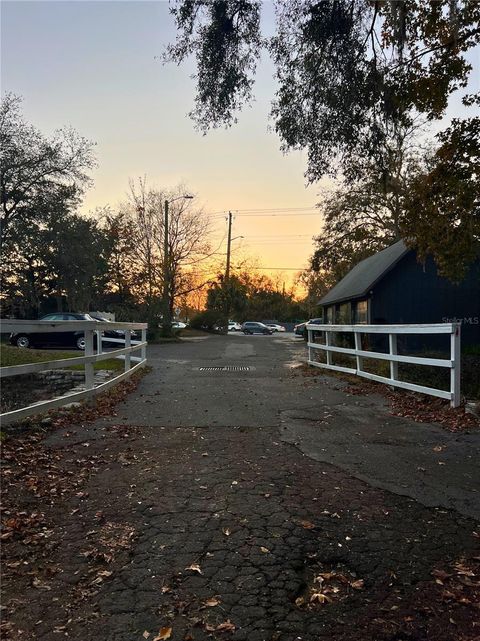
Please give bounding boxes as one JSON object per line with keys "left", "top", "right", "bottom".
{"left": 319, "top": 240, "right": 480, "bottom": 347}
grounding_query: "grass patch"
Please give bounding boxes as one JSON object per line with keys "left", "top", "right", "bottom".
{"left": 0, "top": 344, "right": 123, "bottom": 372}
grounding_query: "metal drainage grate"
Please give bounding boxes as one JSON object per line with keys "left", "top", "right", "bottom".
{"left": 199, "top": 366, "right": 250, "bottom": 372}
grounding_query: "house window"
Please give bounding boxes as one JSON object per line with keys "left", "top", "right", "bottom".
{"left": 336, "top": 303, "right": 351, "bottom": 324}
{"left": 355, "top": 300, "right": 368, "bottom": 324}
{"left": 326, "top": 306, "right": 334, "bottom": 324}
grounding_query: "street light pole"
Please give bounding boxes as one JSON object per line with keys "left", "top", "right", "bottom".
{"left": 163, "top": 198, "right": 170, "bottom": 334}
{"left": 162, "top": 194, "right": 193, "bottom": 336}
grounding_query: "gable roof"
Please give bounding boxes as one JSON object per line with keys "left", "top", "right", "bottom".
{"left": 319, "top": 240, "right": 410, "bottom": 306}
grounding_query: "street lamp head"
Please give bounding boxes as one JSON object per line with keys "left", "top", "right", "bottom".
{"left": 167, "top": 194, "right": 194, "bottom": 206}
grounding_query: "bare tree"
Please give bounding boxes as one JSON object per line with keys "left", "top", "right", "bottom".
{"left": 124, "top": 178, "right": 212, "bottom": 328}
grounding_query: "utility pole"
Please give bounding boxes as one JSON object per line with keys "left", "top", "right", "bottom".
{"left": 225, "top": 211, "right": 233, "bottom": 282}
{"left": 162, "top": 199, "right": 171, "bottom": 334}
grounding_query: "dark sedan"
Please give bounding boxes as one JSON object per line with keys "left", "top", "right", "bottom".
{"left": 10, "top": 313, "right": 99, "bottom": 350}
{"left": 241, "top": 322, "right": 274, "bottom": 335}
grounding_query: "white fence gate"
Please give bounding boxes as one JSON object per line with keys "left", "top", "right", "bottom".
{"left": 307, "top": 323, "right": 461, "bottom": 407}
{"left": 0, "top": 320, "right": 148, "bottom": 425}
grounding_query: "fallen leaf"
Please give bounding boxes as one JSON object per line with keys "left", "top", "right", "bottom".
{"left": 153, "top": 627, "right": 172, "bottom": 641}
{"left": 32, "top": 577, "right": 51, "bottom": 590}
{"left": 204, "top": 597, "right": 221, "bottom": 607}
{"left": 260, "top": 546, "right": 270, "bottom": 553}
{"left": 295, "top": 596, "right": 305, "bottom": 606}
{"left": 222, "top": 527, "right": 231, "bottom": 536}
{"left": 143, "top": 632, "right": 150, "bottom": 639}
{"left": 310, "top": 592, "right": 332, "bottom": 604}
{"left": 186, "top": 564, "right": 202, "bottom": 574}
{"left": 216, "top": 620, "right": 235, "bottom": 633}
{"left": 299, "top": 520, "right": 315, "bottom": 530}
{"left": 315, "top": 572, "right": 336, "bottom": 581}
{"left": 350, "top": 579, "right": 364, "bottom": 589}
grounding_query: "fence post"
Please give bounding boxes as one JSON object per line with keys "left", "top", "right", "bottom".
{"left": 141, "top": 328, "right": 147, "bottom": 362}
{"left": 96, "top": 330, "right": 102, "bottom": 355}
{"left": 450, "top": 323, "right": 461, "bottom": 408}
{"left": 84, "top": 329, "right": 94, "bottom": 391}
{"left": 354, "top": 329, "right": 362, "bottom": 373}
{"left": 307, "top": 327, "right": 312, "bottom": 363}
{"left": 125, "top": 330, "right": 131, "bottom": 372}
{"left": 389, "top": 334, "right": 398, "bottom": 382}
{"left": 325, "top": 329, "right": 332, "bottom": 366}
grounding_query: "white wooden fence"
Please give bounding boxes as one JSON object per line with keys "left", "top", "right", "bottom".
{"left": 0, "top": 320, "right": 148, "bottom": 425}
{"left": 307, "top": 323, "right": 461, "bottom": 407}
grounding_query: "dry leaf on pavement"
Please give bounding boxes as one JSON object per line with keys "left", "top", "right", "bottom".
{"left": 186, "top": 563, "right": 202, "bottom": 574}
{"left": 204, "top": 597, "right": 221, "bottom": 607}
{"left": 299, "top": 519, "right": 315, "bottom": 529}
{"left": 153, "top": 627, "right": 172, "bottom": 641}
{"left": 216, "top": 620, "right": 236, "bottom": 633}
{"left": 350, "top": 579, "right": 365, "bottom": 589}
{"left": 310, "top": 592, "right": 333, "bottom": 604}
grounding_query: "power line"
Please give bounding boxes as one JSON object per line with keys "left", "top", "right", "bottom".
{"left": 235, "top": 266, "right": 306, "bottom": 271}
{"left": 209, "top": 206, "right": 317, "bottom": 214}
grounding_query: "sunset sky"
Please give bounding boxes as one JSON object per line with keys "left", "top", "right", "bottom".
{"left": 2, "top": 1, "right": 478, "bottom": 287}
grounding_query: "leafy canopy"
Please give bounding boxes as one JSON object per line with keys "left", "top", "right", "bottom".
{"left": 166, "top": 0, "right": 480, "bottom": 181}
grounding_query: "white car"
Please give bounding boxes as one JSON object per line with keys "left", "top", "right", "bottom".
{"left": 266, "top": 323, "right": 286, "bottom": 332}
{"left": 172, "top": 321, "right": 187, "bottom": 329}
{"left": 228, "top": 321, "right": 242, "bottom": 332}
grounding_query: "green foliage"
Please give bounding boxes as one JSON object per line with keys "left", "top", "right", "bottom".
{"left": 166, "top": 0, "right": 262, "bottom": 130}
{"left": 402, "top": 116, "right": 480, "bottom": 281}
{"left": 166, "top": 1, "right": 480, "bottom": 182}
{"left": 206, "top": 271, "right": 306, "bottom": 321}
{"left": 206, "top": 275, "right": 248, "bottom": 317}
{"left": 190, "top": 309, "right": 225, "bottom": 331}
{"left": 0, "top": 94, "right": 96, "bottom": 244}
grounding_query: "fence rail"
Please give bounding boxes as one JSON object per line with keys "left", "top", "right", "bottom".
{"left": 307, "top": 323, "right": 461, "bottom": 407}
{"left": 0, "top": 320, "right": 148, "bottom": 425}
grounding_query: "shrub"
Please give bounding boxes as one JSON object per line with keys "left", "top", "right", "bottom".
{"left": 190, "top": 310, "right": 226, "bottom": 332}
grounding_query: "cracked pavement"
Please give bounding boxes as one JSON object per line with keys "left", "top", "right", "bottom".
{"left": 2, "top": 333, "right": 480, "bottom": 640}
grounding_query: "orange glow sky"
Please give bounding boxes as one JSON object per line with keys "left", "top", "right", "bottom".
{"left": 2, "top": 1, "right": 477, "bottom": 288}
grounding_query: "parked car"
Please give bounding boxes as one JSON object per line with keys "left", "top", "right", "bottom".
{"left": 294, "top": 318, "right": 323, "bottom": 339}
{"left": 9, "top": 313, "right": 100, "bottom": 350}
{"left": 172, "top": 321, "right": 187, "bottom": 329}
{"left": 90, "top": 314, "right": 139, "bottom": 340}
{"left": 294, "top": 322, "right": 307, "bottom": 337}
{"left": 241, "top": 322, "right": 274, "bottom": 335}
{"left": 228, "top": 321, "right": 242, "bottom": 332}
{"left": 266, "top": 323, "right": 286, "bottom": 332}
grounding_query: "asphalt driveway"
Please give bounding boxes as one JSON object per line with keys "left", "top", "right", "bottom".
{"left": 103, "top": 333, "right": 480, "bottom": 519}
{"left": 2, "top": 333, "right": 479, "bottom": 641}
